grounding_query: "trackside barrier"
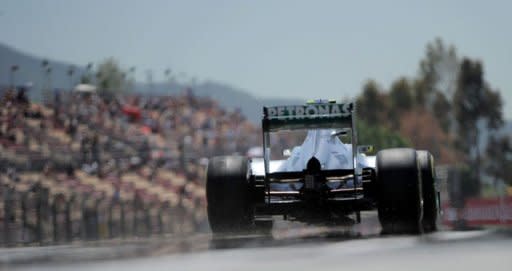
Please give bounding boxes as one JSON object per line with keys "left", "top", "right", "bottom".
{"left": 0, "top": 183, "right": 206, "bottom": 247}
{"left": 442, "top": 196, "right": 512, "bottom": 227}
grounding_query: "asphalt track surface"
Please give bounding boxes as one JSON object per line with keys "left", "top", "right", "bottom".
{"left": 2, "top": 211, "right": 511, "bottom": 271}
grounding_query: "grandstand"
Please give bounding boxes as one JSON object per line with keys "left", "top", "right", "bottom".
{"left": 0, "top": 86, "right": 258, "bottom": 245}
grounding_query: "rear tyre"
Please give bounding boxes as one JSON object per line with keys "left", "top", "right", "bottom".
{"left": 417, "top": 150, "right": 438, "bottom": 233}
{"left": 376, "top": 148, "right": 423, "bottom": 234}
{"left": 206, "top": 156, "right": 254, "bottom": 233}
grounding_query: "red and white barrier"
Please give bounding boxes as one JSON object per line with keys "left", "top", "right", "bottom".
{"left": 442, "top": 196, "right": 512, "bottom": 226}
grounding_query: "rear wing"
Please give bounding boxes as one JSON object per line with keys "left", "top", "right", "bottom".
{"left": 262, "top": 102, "right": 354, "bottom": 132}
{"left": 261, "top": 101, "right": 360, "bottom": 193}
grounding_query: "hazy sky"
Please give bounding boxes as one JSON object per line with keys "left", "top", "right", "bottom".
{"left": 1, "top": 0, "right": 511, "bottom": 119}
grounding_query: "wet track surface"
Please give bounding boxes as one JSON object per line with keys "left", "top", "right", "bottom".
{"left": 2, "top": 211, "right": 512, "bottom": 271}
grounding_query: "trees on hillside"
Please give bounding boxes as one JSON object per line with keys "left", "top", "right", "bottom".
{"left": 389, "top": 77, "right": 413, "bottom": 112}
{"left": 355, "top": 38, "right": 507, "bottom": 180}
{"left": 486, "top": 136, "right": 512, "bottom": 186}
{"left": 356, "top": 39, "right": 459, "bottom": 163}
{"left": 355, "top": 80, "right": 413, "bottom": 152}
{"left": 398, "top": 108, "right": 455, "bottom": 164}
{"left": 453, "top": 58, "right": 504, "bottom": 172}
{"left": 417, "top": 38, "right": 459, "bottom": 107}
{"left": 417, "top": 38, "right": 459, "bottom": 133}
{"left": 95, "top": 58, "right": 128, "bottom": 95}
{"left": 356, "top": 120, "right": 410, "bottom": 152}
{"left": 356, "top": 80, "right": 388, "bottom": 124}
{"left": 431, "top": 91, "right": 452, "bottom": 132}
{"left": 388, "top": 77, "right": 413, "bottom": 129}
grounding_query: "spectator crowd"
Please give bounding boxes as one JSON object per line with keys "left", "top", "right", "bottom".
{"left": 0, "top": 85, "right": 261, "bottom": 245}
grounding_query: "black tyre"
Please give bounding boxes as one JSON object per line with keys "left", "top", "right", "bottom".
{"left": 206, "top": 156, "right": 253, "bottom": 233}
{"left": 376, "top": 148, "right": 423, "bottom": 234}
{"left": 417, "top": 150, "right": 438, "bottom": 233}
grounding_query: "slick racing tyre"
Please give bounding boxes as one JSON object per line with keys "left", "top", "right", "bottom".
{"left": 206, "top": 156, "right": 253, "bottom": 233}
{"left": 376, "top": 148, "right": 423, "bottom": 234}
{"left": 417, "top": 150, "right": 438, "bottom": 233}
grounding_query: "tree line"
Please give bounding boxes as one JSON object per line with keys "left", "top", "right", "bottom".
{"left": 356, "top": 38, "right": 510, "bottom": 190}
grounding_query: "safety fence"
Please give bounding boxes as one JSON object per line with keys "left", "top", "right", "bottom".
{"left": 442, "top": 196, "right": 512, "bottom": 227}
{"left": 0, "top": 182, "right": 207, "bottom": 247}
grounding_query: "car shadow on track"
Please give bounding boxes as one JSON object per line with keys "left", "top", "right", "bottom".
{"left": 208, "top": 215, "right": 380, "bottom": 251}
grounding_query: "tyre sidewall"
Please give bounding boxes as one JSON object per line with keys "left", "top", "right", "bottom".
{"left": 206, "top": 156, "right": 252, "bottom": 233}
{"left": 417, "top": 150, "right": 438, "bottom": 232}
{"left": 377, "top": 148, "right": 423, "bottom": 234}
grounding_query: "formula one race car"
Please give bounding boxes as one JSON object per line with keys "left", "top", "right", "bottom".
{"left": 206, "top": 100, "right": 440, "bottom": 234}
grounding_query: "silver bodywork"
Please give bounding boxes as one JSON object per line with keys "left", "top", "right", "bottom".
{"left": 250, "top": 129, "right": 375, "bottom": 178}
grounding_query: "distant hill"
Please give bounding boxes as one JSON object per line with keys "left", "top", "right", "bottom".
{"left": 133, "top": 80, "right": 304, "bottom": 122}
{"left": 0, "top": 43, "right": 302, "bottom": 122}
{"left": 0, "top": 43, "right": 86, "bottom": 99}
